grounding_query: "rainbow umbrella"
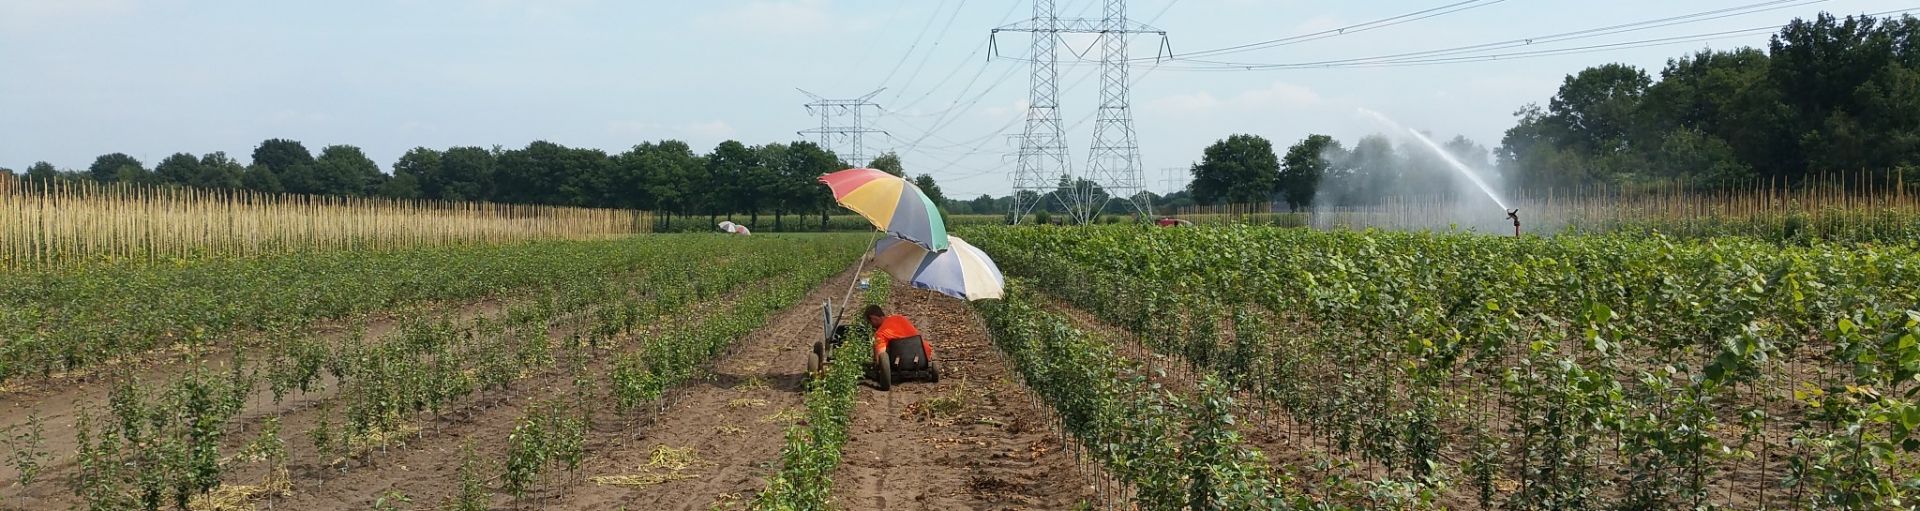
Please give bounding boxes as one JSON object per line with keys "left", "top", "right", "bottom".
{"left": 872, "top": 235, "right": 1004, "bottom": 301}
{"left": 819, "top": 168, "right": 950, "bottom": 252}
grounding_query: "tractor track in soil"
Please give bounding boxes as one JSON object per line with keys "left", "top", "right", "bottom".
{"left": 830, "top": 285, "right": 1094, "bottom": 511}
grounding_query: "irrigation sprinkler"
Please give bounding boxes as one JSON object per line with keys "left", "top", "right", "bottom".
{"left": 1506, "top": 208, "right": 1521, "bottom": 237}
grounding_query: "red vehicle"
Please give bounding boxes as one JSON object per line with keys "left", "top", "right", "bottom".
{"left": 1155, "top": 217, "right": 1192, "bottom": 227}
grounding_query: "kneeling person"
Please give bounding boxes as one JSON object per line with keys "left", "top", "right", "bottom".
{"left": 865, "top": 305, "right": 933, "bottom": 376}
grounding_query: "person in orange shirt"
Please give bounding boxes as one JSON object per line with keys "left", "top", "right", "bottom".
{"left": 865, "top": 304, "right": 933, "bottom": 366}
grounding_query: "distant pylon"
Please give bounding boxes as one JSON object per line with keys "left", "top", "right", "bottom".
{"left": 798, "top": 88, "right": 886, "bottom": 166}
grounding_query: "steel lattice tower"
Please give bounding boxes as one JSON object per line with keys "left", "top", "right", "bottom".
{"left": 992, "top": 0, "right": 1069, "bottom": 224}
{"left": 1085, "top": 0, "right": 1160, "bottom": 220}
{"left": 797, "top": 88, "right": 886, "bottom": 166}
{"left": 993, "top": 0, "right": 1166, "bottom": 224}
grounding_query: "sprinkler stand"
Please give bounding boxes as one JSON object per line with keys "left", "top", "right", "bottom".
{"left": 1506, "top": 208, "right": 1521, "bottom": 237}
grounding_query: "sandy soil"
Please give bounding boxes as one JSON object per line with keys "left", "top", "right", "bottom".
{"left": 0, "top": 298, "right": 508, "bottom": 510}
{"left": 4, "top": 267, "right": 1106, "bottom": 511}
{"left": 830, "top": 286, "right": 1095, "bottom": 511}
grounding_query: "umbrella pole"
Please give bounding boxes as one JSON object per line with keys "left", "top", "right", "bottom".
{"left": 835, "top": 232, "right": 882, "bottom": 325}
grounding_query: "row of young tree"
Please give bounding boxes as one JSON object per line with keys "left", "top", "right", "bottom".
{"left": 5, "top": 140, "right": 973, "bottom": 229}
{"left": 1499, "top": 12, "right": 1920, "bottom": 189}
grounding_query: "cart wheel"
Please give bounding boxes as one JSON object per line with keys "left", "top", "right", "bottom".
{"left": 927, "top": 358, "right": 940, "bottom": 383}
{"left": 877, "top": 357, "right": 893, "bottom": 391}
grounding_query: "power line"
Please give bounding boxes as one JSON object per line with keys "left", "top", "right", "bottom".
{"left": 1165, "top": 0, "right": 1511, "bottom": 61}
{"left": 1162, "top": 5, "right": 1919, "bottom": 71}
{"left": 876, "top": 0, "right": 953, "bottom": 89}
{"left": 884, "top": 0, "right": 1106, "bottom": 146}
{"left": 1167, "top": 0, "right": 1829, "bottom": 69}
{"left": 889, "top": 0, "right": 975, "bottom": 105}
{"left": 839, "top": 1, "right": 915, "bottom": 91}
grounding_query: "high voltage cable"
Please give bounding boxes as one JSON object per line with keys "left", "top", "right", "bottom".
{"left": 838, "top": 1, "right": 914, "bottom": 91}
{"left": 876, "top": 0, "right": 953, "bottom": 90}
{"left": 881, "top": 0, "right": 1105, "bottom": 153}
{"left": 1166, "top": 0, "right": 1829, "bottom": 69}
{"left": 886, "top": 0, "right": 1029, "bottom": 115}
{"left": 1160, "top": 5, "right": 1918, "bottom": 71}
{"left": 888, "top": 0, "right": 975, "bottom": 105}
{"left": 1297, "top": 6, "right": 1920, "bottom": 69}
{"left": 932, "top": 61, "right": 1164, "bottom": 183}
{"left": 1157, "top": 0, "right": 1511, "bottom": 61}
{"left": 918, "top": 0, "right": 1180, "bottom": 188}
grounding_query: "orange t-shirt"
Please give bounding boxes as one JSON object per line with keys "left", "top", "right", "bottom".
{"left": 873, "top": 315, "right": 921, "bottom": 354}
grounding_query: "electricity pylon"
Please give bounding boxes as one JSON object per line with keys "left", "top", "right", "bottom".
{"left": 798, "top": 88, "right": 886, "bottom": 166}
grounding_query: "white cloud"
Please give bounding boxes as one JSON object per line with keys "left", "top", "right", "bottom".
{"left": 696, "top": 0, "right": 834, "bottom": 35}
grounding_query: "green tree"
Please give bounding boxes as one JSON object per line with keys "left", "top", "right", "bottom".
{"left": 25, "top": 162, "right": 60, "bottom": 182}
{"left": 1190, "top": 134, "right": 1280, "bottom": 205}
{"left": 311, "top": 145, "right": 384, "bottom": 196}
{"left": 1279, "top": 135, "right": 1338, "bottom": 211}
{"left": 250, "top": 139, "right": 315, "bottom": 193}
{"left": 912, "top": 174, "right": 947, "bottom": 210}
{"left": 241, "top": 164, "right": 283, "bottom": 193}
{"left": 703, "top": 140, "right": 757, "bottom": 223}
{"left": 556, "top": 147, "right": 611, "bottom": 207}
{"left": 606, "top": 145, "right": 656, "bottom": 211}
{"left": 869, "top": 152, "right": 904, "bottom": 176}
{"left": 87, "top": 153, "right": 144, "bottom": 183}
{"left": 739, "top": 143, "right": 786, "bottom": 227}
{"left": 194, "top": 152, "right": 245, "bottom": 189}
{"left": 494, "top": 141, "right": 570, "bottom": 204}
{"left": 1546, "top": 64, "right": 1652, "bottom": 155}
{"left": 155, "top": 153, "right": 203, "bottom": 185}
{"left": 638, "top": 140, "right": 702, "bottom": 227}
{"left": 780, "top": 141, "right": 840, "bottom": 231}
{"left": 1339, "top": 135, "right": 1401, "bottom": 206}
{"left": 436, "top": 147, "right": 495, "bottom": 202}
{"left": 391, "top": 148, "right": 441, "bottom": 199}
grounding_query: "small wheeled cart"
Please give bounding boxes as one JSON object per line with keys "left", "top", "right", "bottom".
{"left": 805, "top": 299, "right": 938, "bottom": 391}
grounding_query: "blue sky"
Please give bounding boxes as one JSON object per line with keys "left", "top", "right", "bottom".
{"left": 2, "top": 0, "right": 1911, "bottom": 197}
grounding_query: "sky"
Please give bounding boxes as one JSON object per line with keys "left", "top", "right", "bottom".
{"left": 2, "top": 0, "right": 1913, "bottom": 198}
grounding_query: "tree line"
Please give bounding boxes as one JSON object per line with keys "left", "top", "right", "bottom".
{"left": 1180, "top": 12, "right": 1919, "bottom": 211}
{"left": 1499, "top": 12, "right": 1920, "bottom": 190}
{"left": 5, "top": 140, "right": 981, "bottom": 230}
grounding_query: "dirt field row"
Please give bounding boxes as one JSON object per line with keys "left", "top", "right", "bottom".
{"left": 0, "top": 264, "right": 1095, "bottom": 510}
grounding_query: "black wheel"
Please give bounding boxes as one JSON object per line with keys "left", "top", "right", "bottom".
{"left": 927, "top": 358, "right": 940, "bottom": 383}
{"left": 877, "top": 356, "right": 893, "bottom": 391}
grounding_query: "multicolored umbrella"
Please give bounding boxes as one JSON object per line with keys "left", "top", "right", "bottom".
{"left": 819, "top": 168, "right": 950, "bottom": 252}
{"left": 871, "top": 235, "right": 1004, "bottom": 301}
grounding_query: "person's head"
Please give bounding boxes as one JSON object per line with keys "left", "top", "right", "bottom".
{"left": 864, "top": 304, "right": 886, "bottom": 327}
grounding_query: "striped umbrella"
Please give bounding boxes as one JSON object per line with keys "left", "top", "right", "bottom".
{"left": 819, "top": 168, "right": 949, "bottom": 252}
{"left": 871, "top": 235, "right": 1004, "bottom": 301}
